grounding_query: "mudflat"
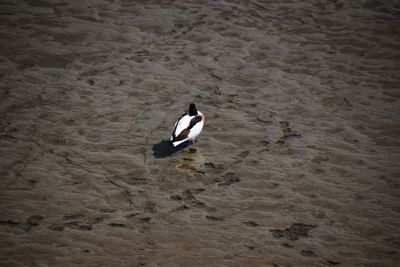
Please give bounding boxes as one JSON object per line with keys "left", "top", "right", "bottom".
{"left": 0, "top": 1, "right": 399, "bottom": 266}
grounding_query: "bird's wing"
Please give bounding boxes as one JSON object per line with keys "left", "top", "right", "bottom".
{"left": 174, "top": 116, "right": 202, "bottom": 141}
{"left": 171, "top": 115, "right": 202, "bottom": 142}
{"left": 171, "top": 113, "right": 188, "bottom": 138}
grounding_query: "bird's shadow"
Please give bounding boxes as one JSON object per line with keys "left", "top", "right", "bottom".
{"left": 152, "top": 140, "right": 190, "bottom": 158}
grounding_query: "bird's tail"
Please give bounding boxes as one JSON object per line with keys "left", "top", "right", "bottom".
{"left": 172, "top": 138, "right": 189, "bottom": 147}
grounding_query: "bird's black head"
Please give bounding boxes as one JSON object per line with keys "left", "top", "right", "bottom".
{"left": 189, "top": 103, "right": 198, "bottom": 116}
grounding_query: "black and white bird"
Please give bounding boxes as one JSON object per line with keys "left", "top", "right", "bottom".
{"left": 170, "top": 103, "right": 205, "bottom": 147}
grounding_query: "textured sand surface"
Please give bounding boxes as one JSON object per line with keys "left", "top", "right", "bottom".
{"left": 1, "top": 0, "right": 399, "bottom": 266}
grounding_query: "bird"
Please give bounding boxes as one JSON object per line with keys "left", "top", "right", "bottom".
{"left": 170, "top": 103, "right": 205, "bottom": 147}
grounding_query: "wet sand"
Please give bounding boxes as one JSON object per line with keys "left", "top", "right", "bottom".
{"left": 1, "top": 0, "right": 400, "bottom": 266}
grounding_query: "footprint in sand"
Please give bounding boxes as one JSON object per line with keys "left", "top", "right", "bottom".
{"left": 170, "top": 188, "right": 207, "bottom": 211}
{"left": 270, "top": 223, "right": 317, "bottom": 240}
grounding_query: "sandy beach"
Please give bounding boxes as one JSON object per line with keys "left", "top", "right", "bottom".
{"left": 0, "top": 0, "right": 399, "bottom": 266}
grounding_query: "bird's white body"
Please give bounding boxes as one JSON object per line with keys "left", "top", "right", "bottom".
{"left": 170, "top": 111, "right": 204, "bottom": 147}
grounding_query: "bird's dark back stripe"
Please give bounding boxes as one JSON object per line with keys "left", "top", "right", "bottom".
{"left": 188, "top": 115, "right": 202, "bottom": 130}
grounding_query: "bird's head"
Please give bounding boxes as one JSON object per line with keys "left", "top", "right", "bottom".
{"left": 189, "top": 103, "right": 198, "bottom": 116}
